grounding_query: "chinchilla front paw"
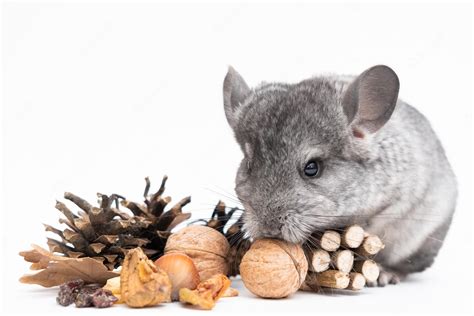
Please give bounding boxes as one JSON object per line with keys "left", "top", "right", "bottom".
{"left": 366, "top": 266, "right": 405, "bottom": 287}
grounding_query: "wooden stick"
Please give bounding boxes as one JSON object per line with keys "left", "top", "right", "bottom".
{"left": 331, "top": 250, "right": 354, "bottom": 273}
{"left": 314, "top": 270, "right": 350, "bottom": 289}
{"left": 353, "top": 260, "right": 380, "bottom": 282}
{"left": 348, "top": 272, "right": 366, "bottom": 290}
{"left": 356, "top": 235, "right": 385, "bottom": 257}
{"left": 319, "top": 230, "right": 341, "bottom": 252}
{"left": 309, "top": 249, "right": 331, "bottom": 272}
{"left": 342, "top": 225, "right": 365, "bottom": 248}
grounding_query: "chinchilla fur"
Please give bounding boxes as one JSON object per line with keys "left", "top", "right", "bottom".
{"left": 222, "top": 65, "right": 457, "bottom": 283}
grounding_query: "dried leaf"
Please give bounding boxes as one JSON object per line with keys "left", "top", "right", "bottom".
{"left": 19, "top": 244, "right": 118, "bottom": 287}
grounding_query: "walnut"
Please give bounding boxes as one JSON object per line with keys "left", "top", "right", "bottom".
{"left": 165, "top": 226, "right": 230, "bottom": 280}
{"left": 239, "top": 239, "right": 308, "bottom": 298}
{"left": 120, "top": 248, "right": 172, "bottom": 307}
{"left": 179, "top": 274, "right": 231, "bottom": 310}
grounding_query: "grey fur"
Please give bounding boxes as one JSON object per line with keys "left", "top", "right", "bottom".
{"left": 222, "top": 65, "right": 457, "bottom": 276}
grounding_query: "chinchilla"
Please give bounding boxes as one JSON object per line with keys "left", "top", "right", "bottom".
{"left": 222, "top": 65, "right": 457, "bottom": 286}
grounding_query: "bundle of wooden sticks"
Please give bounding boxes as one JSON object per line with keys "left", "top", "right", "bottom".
{"left": 301, "top": 225, "right": 385, "bottom": 291}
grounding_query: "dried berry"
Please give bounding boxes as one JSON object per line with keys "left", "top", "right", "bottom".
{"left": 91, "top": 288, "right": 118, "bottom": 308}
{"left": 75, "top": 284, "right": 101, "bottom": 308}
{"left": 57, "top": 279, "right": 118, "bottom": 308}
{"left": 56, "top": 279, "right": 84, "bottom": 306}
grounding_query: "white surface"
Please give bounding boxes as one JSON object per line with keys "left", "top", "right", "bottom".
{"left": 2, "top": 1, "right": 473, "bottom": 315}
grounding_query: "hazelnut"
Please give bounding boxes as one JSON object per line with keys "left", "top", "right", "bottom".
{"left": 165, "top": 225, "right": 230, "bottom": 280}
{"left": 154, "top": 253, "right": 200, "bottom": 301}
{"left": 240, "top": 239, "right": 308, "bottom": 298}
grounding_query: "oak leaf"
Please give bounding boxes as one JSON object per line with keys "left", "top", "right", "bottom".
{"left": 19, "top": 244, "right": 119, "bottom": 287}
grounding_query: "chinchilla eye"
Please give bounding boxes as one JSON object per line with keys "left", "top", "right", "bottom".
{"left": 304, "top": 160, "right": 321, "bottom": 177}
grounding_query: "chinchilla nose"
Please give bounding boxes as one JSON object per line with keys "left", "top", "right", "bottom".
{"left": 260, "top": 216, "right": 283, "bottom": 230}
{"left": 260, "top": 213, "right": 286, "bottom": 237}
{"left": 278, "top": 214, "right": 289, "bottom": 224}
{"left": 259, "top": 226, "right": 281, "bottom": 238}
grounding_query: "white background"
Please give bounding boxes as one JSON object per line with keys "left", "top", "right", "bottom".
{"left": 1, "top": 1, "right": 473, "bottom": 315}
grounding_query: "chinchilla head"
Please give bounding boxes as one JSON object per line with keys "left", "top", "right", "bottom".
{"left": 222, "top": 65, "right": 399, "bottom": 243}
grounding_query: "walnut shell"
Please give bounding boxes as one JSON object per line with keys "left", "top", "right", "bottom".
{"left": 165, "top": 226, "right": 230, "bottom": 280}
{"left": 240, "top": 239, "right": 308, "bottom": 298}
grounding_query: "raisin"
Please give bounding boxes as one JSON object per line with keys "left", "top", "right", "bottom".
{"left": 56, "top": 279, "right": 84, "bottom": 306}
{"left": 92, "top": 288, "right": 118, "bottom": 308}
{"left": 74, "top": 284, "right": 101, "bottom": 308}
{"left": 56, "top": 280, "right": 117, "bottom": 308}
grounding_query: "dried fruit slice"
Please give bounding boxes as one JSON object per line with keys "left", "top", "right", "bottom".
{"left": 103, "top": 276, "right": 122, "bottom": 304}
{"left": 222, "top": 287, "right": 239, "bottom": 297}
{"left": 121, "top": 248, "right": 172, "bottom": 307}
{"left": 179, "top": 274, "right": 230, "bottom": 310}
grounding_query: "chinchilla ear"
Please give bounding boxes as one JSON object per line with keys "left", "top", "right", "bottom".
{"left": 223, "top": 66, "right": 251, "bottom": 129}
{"left": 342, "top": 65, "right": 400, "bottom": 135}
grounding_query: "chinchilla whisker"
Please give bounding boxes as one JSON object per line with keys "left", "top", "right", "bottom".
{"left": 425, "top": 235, "right": 444, "bottom": 243}
{"left": 190, "top": 214, "right": 238, "bottom": 223}
{"left": 228, "top": 234, "right": 245, "bottom": 248}
{"left": 183, "top": 227, "right": 240, "bottom": 245}
{"left": 304, "top": 213, "right": 448, "bottom": 220}
{"left": 186, "top": 211, "right": 243, "bottom": 219}
{"left": 196, "top": 203, "right": 245, "bottom": 211}
{"left": 187, "top": 219, "right": 209, "bottom": 225}
{"left": 303, "top": 238, "right": 320, "bottom": 250}
{"left": 204, "top": 187, "right": 246, "bottom": 205}
{"left": 362, "top": 217, "right": 447, "bottom": 224}
{"left": 304, "top": 232, "right": 372, "bottom": 259}
{"left": 204, "top": 187, "right": 239, "bottom": 202}
{"left": 214, "top": 185, "right": 243, "bottom": 201}
{"left": 300, "top": 210, "right": 451, "bottom": 218}
{"left": 182, "top": 223, "right": 231, "bottom": 238}
{"left": 303, "top": 213, "right": 448, "bottom": 223}
{"left": 230, "top": 235, "right": 244, "bottom": 251}
{"left": 228, "top": 229, "right": 244, "bottom": 240}
{"left": 230, "top": 237, "right": 248, "bottom": 274}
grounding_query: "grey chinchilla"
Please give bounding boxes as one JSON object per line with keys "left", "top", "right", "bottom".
{"left": 222, "top": 65, "right": 457, "bottom": 285}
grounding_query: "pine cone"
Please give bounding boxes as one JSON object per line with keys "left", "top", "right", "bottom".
{"left": 202, "top": 201, "right": 251, "bottom": 277}
{"left": 45, "top": 176, "right": 191, "bottom": 270}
